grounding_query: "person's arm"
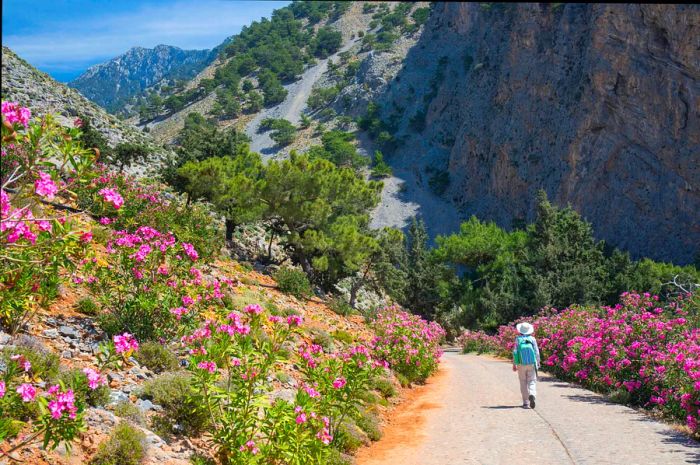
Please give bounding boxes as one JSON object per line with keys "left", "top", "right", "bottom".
{"left": 533, "top": 337, "right": 541, "bottom": 367}
{"left": 512, "top": 338, "right": 518, "bottom": 371}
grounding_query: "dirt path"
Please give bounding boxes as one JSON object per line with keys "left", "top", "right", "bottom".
{"left": 356, "top": 352, "right": 700, "bottom": 465}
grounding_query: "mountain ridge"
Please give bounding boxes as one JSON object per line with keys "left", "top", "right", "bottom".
{"left": 69, "top": 44, "right": 218, "bottom": 114}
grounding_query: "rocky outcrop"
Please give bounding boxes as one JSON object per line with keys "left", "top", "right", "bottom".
{"left": 70, "top": 45, "right": 216, "bottom": 114}
{"left": 381, "top": 3, "right": 699, "bottom": 264}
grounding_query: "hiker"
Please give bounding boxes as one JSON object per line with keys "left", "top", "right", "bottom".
{"left": 512, "top": 322, "right": 540, "bottom": 409}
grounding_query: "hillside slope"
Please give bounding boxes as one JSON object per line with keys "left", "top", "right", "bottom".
{"left": 370, "top": 3, "right": 699, "bottom": 263}
{"left": 70, "top": 44, "right": 216, "bottom": 114}
{"left": 1, "top": 46, "right": 153, "bottom": 148}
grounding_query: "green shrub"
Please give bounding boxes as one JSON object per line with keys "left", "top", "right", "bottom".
{"left": 334, "top": 421, "right": 368, "bottom": 454}
{"left": 140, "top": 372, "right": 208, "bottom": 436}
{"left": 134, "top": 341, "right": 179, "bottom": 374}
{"left": 113, "top": 401, "right": 145, "bottom": 425}
{"left": 309, "top": 328, "right": 334, "bottom": 352}
{"left": 328, "top": 296, "right": 354, "bottom": 317}
{"left": 325, "top": 449, "right": 353, "bottom": 465}
{"left": 275, "top": 371, "right": 293, "bottom": 384}
{"left": 189, "top": 453, "right": 216, "bottom": 465}
{"left": 274, "top": 267, "right": 313, "bottom": 299}
{"left": 395, "top": 372, "right": 410, "bottom": 388}
{"left": 331, "top": 329, "right": 354, "bottom": 345}
{"left": 357, "top": 389, "right": 381, "bottom": 406}
{"left": 76, "top": 297, "right": 100, "bottom": 316}
{"left": 371, "top": 377, "right": 397, "bottom": 398}
{"left": 412, "top": 7, "right": 431, "bottom": 25}
{"left": 371, "top": 150, "right": 392, "bottom": 178}
{"left": 1, "top": 342, "right": 60, "bottom": 380}
{"left": 91, "top": 423, "right": 146, "bottom": 465}
{"left": 355, "top": 409, "right": 382, "bottom": 441}
{"left": 58, "top": 368, "right": 110, "bottom": 407}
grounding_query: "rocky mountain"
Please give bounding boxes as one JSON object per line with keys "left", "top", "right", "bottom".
{"left": 52, "top": 2, "right": 698, "bottom": 264}
{"left": 70, "top": 44, "right": 216, "bottom": 114}
{"left": 352, "top": 3, "right": 699, "bottom": 264}
{"left": 1, "top": 46, "right": 154, "bottom": 148}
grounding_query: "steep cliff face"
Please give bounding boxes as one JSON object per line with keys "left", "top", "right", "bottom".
{"left": 70, "top": 44, "right": 215, "bottom": 114}
{"left": 385, "top": 3, "right": 699, "bottom": 263}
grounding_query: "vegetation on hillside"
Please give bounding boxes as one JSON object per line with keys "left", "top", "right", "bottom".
{"left": 1, "top": 102, "right": 444, "bottom": 463}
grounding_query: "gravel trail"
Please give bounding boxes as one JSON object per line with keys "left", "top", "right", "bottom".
{"left": 245, "top": 39, "right": 358, "bottom": 159}
{"left": 356, "top": 352, "right": 700, "bottom": 465}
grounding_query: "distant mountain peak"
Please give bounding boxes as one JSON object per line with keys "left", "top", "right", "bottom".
{"left": 69, "top": 44, "right": 216, "bottom": 114}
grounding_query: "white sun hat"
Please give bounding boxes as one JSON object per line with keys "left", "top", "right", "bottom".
{"left": 516, "top": 322, "right": 534, "bottom": 335}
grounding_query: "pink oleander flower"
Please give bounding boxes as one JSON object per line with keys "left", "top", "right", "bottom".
{"left": 98, "top": 187, "right": 124, "bottom": 209}
{"left": 287, "top": 315, "right": 303, "bottom": 327}
{"left": 10, "top": 354, "right": 31, "bottom": 372}
{"left": 181, "top": 242, "right": 198, "bottom": 261}
{"left": 82, "top": 367, "right": 107, "bottom": 390}
{"left": 239, "top": 440, "right": 259, "bottom": 455}
{"left": 295, "top": 412, "right": 307, "bottom": 424}
{"left": 0, "top": 380, "right": 5, "bottom": 398}
{"left": 35, "top": 171, "right": 58, "bottom": 200}
{"left": 47, "top": 388, "right": 78, "bottom": 419}
{"left": 182, "top": 295, "right": 194, "bottom": 307}
{"left": 244, "top": 303, "right": 263, "bottom": 315}
{"left": 303, "top": 384, "right": 321, "bottom": 398}
{"left": 170, "top": 306, "right": 188, "bottom": 320}
{"left": 37, "top": 220, "right": 52, "bottom": 232}
{"left": 1, "top": 101, "right": 31, "bottom": 127}
{"left": 268, "top": 315, "right": 282, "bottom": 324}
{"left": 332, "top": 377, "right": 347, "bottom": 389}
{"left": 197, "top": 361, "right": 217, "bottom": 373}
{"left": 16, "top": 383, "right": 36, "bottom": 402}
{"left": 80, "top": 231, "right": 93, "bottom": 243}
{"left": 73, "top": 117, "right": 83, "bottom": 127}
{"left": 113, "top": 333, "right": 139, "bottom": 354}
{"left": 1, "top": 189, "right": 10, "bottom": 217}
{"left": 99, "top": 217, "right": 112, "bottom": 225}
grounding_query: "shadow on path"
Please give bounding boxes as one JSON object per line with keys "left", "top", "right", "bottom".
{"left": 481, "top": 405, "right": 524, "bottom": 410}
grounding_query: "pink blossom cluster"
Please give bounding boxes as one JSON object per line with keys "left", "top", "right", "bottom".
{"left": 35, "top": 171, "right": 59, "bottom": 200}
{"left": 82, "top": 367, "right": 107, "bottom": 390}
{"left": 239, "top": 440, "right": 259, "bottom": 455}
{"left": 113, "top": 332, "right": 139, "bottom": 354}
{"left": 46, "top": 385, "right": 78, "bottom": 419}
{"left": 98, "top": 187, "right": 124, "bottom": 210}
{"left": 371, "top": 306, "right": 446, "bottom": 383}
{"left": 1, "top": 101, "right": 31, "bottom": 127}
{"left": 1, "top": 191, "right": 66, "bottom": 245}
{"left": 459, "top": 292, "right": 700, "bottom": 434}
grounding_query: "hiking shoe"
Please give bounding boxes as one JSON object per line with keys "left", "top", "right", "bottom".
{"left": 522, "top": 403, "right": 529, "bottom": 409}
{"left": 529, "top": 395, "right": 536, "bottom": 409}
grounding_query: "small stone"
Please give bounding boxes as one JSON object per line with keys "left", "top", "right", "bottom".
{"left": 0, "top": 332, "right": 11, "bottom": 345}
{"left": 43, "top": 328, "right": 59, "bottom": 338}
{"left": 58, "top": 325, "right": 79, "bottom": 338}
{"left": 108, "top": 390, "right": 129, "bottom": 405}
{"left": 61, "top": 350, "right": 73, "bottom": 359}
{"left": 136, "top": 399, "right": 157, "bottom": 412}
{"left": 108, "top": 372, "right": 123, "bottom": 382}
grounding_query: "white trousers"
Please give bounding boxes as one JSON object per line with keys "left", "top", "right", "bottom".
{"left": 517, "top": 364, "right": 537, "bottom": 403}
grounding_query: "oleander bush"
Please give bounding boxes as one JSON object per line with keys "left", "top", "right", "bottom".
{"left": 371, "top": 306, "right": 445, "bottom": 384}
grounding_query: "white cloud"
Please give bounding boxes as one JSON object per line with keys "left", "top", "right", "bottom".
{"left": 4, "top": 1, "right": 289, "bottom": 72}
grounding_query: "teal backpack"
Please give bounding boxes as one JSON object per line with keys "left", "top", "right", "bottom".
{"left": 514, "top": 336, "right": 537, "bottom": 366}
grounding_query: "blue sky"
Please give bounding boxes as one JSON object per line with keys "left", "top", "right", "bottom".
{"left": 2, "top": 0, "right": 290, "bottom": 82}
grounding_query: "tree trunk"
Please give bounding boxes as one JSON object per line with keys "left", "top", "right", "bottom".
{"left": 225, "top": 219, "right": 236, "bottom": 242}
{"left": 349, "top": 279, "right": 361, "bottom": 309}
{"left": 267, "top": 231, "right": 275, "bottom": 261}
